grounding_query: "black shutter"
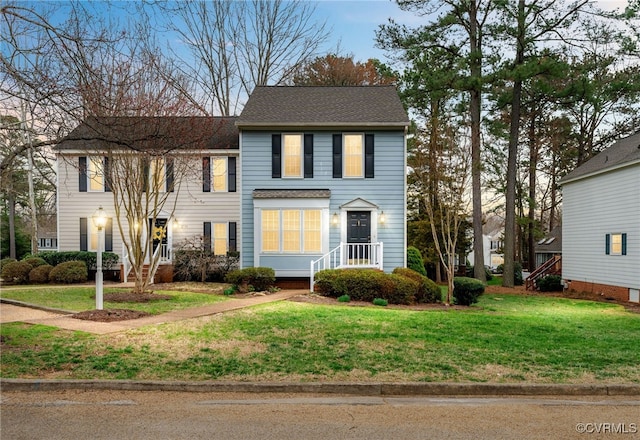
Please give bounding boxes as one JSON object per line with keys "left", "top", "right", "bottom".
{"left": 605, "top": 234, "right": 610, "bottom": 255}
{"left": 229, "top": 222, "right": 237, "bottom": 252}
{"left": 103, "top": 157, "right": 111, "bottom": 192}
{"left": 80, "top": 218, "right": 88, "bottom": 251}
{"left": 203, "top": 222, "right": 212, "bottom": 253}
{"left": 365, "top": 134, "right": 375, "bottom": 178}
{"left": 105, "top": 218, "right": 113, "bottom": 252}
{"left": 272, "top": 134, "right": 282, "bottom": 178}
{"left": 304, "top": 134, "right": 314, "bottom": 178}
{"left": 79, "top": 157, "right": 87, "bottom": 192}
{"left": 142, "top": 159, "right": 150, "bottom": 192}
{"left": 202, "top": 157, "right": 211, "bottom": 192}
{"left": 166, "top": 157, "right": 175, "bottom": 192}
{"left": 332, "top": 134, "right": 342, "bottom": 178}
{"left": 228, "top": 157, "right": 237, "bottom": 192}
{"left": 622, "top": 233, "right": 627, "bottom": 255}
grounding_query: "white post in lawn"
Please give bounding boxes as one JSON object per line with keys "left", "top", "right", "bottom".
{"left": 92, "top": 206, "right": 107, "bottom": 310}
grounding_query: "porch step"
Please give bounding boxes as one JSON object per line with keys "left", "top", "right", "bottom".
{"left": 126, "top": 264, "right": 156, "bottom": 283}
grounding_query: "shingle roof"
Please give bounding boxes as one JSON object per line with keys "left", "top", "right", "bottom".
{"left": 237, "top": 86, "right": 409, "bottom": 128}
{"left": 252, "top": 189, "right": 331, "bottom": 199}
{"left": 534, "top": 226, "right": 562, "bottom": 254}
{"left": 56, "top": 116, "right": 238, "bottom": 151}
{"left": 561, "top": 131, "right": 640, "bottom": 184}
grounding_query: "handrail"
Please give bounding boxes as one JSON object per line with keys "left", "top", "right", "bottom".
{"left": 310, "top": 242, "right": 383, "bottom": 290}
{"left": 526, "top": 255, "right": 562, "bottom": 290}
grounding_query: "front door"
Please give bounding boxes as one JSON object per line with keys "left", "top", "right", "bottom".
{"left": 347, "top": 211, "right": 371, "bottom": 262}
{"left": 149, "top": 218, "right": 169, "bottom": 261}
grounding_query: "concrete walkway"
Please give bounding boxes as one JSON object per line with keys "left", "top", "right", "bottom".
{"left": 0, "top": 290, "right": 307, "bottom": 335}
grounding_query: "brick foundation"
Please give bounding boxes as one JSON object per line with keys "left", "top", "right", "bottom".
{"left": 154, "top": 265, "right": 174, "bottom": 283}
{"left": 566, "top": 280, "right": 631, "bottom": 302}
{"left": 275, "top": 277, "right": 310, "bottom": 290}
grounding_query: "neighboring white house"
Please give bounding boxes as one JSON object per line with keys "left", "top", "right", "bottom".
{"left": 561, "top": 131, "right": 640, "bottom": 303}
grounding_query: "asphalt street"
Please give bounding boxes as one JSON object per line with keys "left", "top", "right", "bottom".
{"left": 2, "top": 390, "right": 639, "bottom": 440}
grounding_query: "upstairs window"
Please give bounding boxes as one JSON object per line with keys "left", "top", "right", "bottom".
{"left": 344, "top": 134, "right": 363, "bottom": 178}
{"left": 283, "top": 134, "right": 303, "bottom": 178}
{"left": 203, "top": 156, "right": 236, "bottom": 192}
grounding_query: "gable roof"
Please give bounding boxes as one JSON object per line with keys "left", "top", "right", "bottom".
{"left": 561, "top": 131, "right": 640, "bottom": 185}
{"left": 56, "top": 116, "right": 238, "bottom": 152}
{"left": 534, "top": 226, "right": 562, "bottom": 254}
{"left": 236, "top": 86, "right": 409, "bottom": 129}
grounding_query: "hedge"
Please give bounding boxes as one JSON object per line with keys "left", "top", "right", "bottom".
{"left": 38, "top": 251, "right": 119, "bottom": 270}
{"left": 49, "top": 260, "right": 88, "bottom": 284}
{"left": 225, "top": 267, "right": 276, "bottom": 292}
{"left": 1, "top": 261, "right": 32, "bottom": 284}
{"left": 453, "top": 277, "right": 485, "bottom": 306}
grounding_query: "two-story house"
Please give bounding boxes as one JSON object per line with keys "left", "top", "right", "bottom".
{"left": 55, "top": 86, "right": 409, "bottom": 287}
{"left": 55, "top": 116, "right": 239, "bottom": 282}
{"left": 236, "top": 86, "right": 410, "bottom": 287}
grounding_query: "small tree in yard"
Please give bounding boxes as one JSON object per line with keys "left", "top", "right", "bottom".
{"left": 413, "top": 126, "right": 471, "bottom": 305}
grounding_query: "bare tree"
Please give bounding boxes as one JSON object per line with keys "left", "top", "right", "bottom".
{"left": 165, "top": 0, "right": 330, "bottom": 116}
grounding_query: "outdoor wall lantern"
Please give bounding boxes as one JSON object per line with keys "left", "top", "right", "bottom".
{"left": 92, "top": 206, "right": 107, "bottom": 310}
{"left": 379, "top": 211, "right": 386, "bottom": 224}
{"left": 332, "top": 212, "right": 339, "bottom": 225}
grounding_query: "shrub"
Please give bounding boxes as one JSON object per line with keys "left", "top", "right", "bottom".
{"left": 29, "top": 264, "right": 53, "bottom": 284}
{"left": 387, "top": 273, "right": 418, "bottom": 305}
{"left": 337, "top": 294, "right": 351, "bottom": 303}
{"left": 224, "top": 267, "right": 275, "bottom": 292}
{"left": 49, "top": 260, "right": 88, "bottom": 284}
{"left": 22, "top": 257, "right": 47, "bottom": 269}
{"left": 466, "top": 265, "right": 493, "bottom": 281}
{"left": 495, "top": 262, "right": 523, "bottom": 285}
{"left": 453, "top": 276, "right": 485, "bottom": 306}
{"left": 1, "top": 261, "right": 32, "bottom": 284}
{"left": 392, "top": 267, "right": 441, "bottom": 303}
{"left": 38, "top": 251, "right": 119, "bottom": 270}
{"left": 407, "top": 246, "right": 427, "bottom": 276}
{"left": 372, "top": 298, "right": 388, "bottom": 306}
{"left": 314, "top": 269, "right": 342, "bottom": 296}
{"left": 0, "top": 257, "right": 17, "bottom": 272}
{"left": 336, "top": 269, "right": 393, "bottom": 303}
{"left": 537, "top": 274, "right": 563, "bottom": 292}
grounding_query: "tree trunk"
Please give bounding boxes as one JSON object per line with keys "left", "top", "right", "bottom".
{"left": 527, "top": 113, "right": 537, "bottom": 271}
{"left": 469, "top": 0, "right": 486, "bottom": 282}
{"left": 8, "top": 192, "right": 17, "bottom": 259}
{"left": 503, "top": 0, "right": 525, "bottom": 288}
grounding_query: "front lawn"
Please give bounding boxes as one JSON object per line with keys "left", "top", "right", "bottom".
{"left": 1, "top": 292, "right": 639, "bottom": 383}
{"left": 0, "top": 284, "right": 230, "bottom": 315}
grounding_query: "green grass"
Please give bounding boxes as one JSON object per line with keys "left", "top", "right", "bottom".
{"left": 0, "top": 286, "right": 230, "bottom": 314}
{"left": 2, "top": 292, "right": 639, "bottom": 383}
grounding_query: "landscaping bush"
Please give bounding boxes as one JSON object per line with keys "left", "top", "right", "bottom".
{"left": 49, "top": 260, "right": 88, "bottom": 284}
{"left": 22, "top": 257, "right": 47, "bottom": 269}
{"left": 0, "top": 257, "right": 17, "bottom": 272}
{"left": 173, "top": 250, "right": 239, "bottom": 282}
{"left": 392, "top": 267, "right": 441, "bottom": 303}
{"left": 386, "top": 273, "right": 418, "bottom": 305}
{"left": 225, "top": 267, "right": 275, "bottom": 292}
{"left": 453, "top": 276, "right": 485, "bottom": 306}
{"left": 407, "top": 246, "right": 427, "bottom": 276}
{"left": 313, "top": 269, "right": 342, "bottom": 296}
{"left": 495, "top": 262, "right": 523, "bottom": 285}
{"left": 29, "top": 264, "right": 53, "bottom": 284}
{"left": 466, "top": 265, "right": 493, "bottom": 281}
{"left": 1, "top": 261, "right": 32, "bottom": 284}
{"left": 337, "top": 294, "right": 351, "bottom": 303}
{"left": 38, "top": 251, "right": 119, "bottom": 270}
{"left": 372, "top": 298, "right": 388, "bottom": 306}
{"left": 537, "top": 274, "right": 563, "bottom": 292}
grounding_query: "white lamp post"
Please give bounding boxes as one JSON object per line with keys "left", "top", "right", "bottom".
{"left": 92, "top": 206, "right": 107, "bottom": 310}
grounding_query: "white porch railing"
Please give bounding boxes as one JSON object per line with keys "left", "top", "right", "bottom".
{"left": 122, "top": 243, "right": 171, "bottom": 283}
{"left": 310, "top": 242, "right": 383, "bottom": 290}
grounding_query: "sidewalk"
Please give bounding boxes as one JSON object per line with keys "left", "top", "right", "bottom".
{"left": 0, "top": 290, "right": 307, "bottom": 335}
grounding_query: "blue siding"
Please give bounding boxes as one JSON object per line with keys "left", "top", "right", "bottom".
{"left": 241, "top": 130, "right": 406, "bottom": 275}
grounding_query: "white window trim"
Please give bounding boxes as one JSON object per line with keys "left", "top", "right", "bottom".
{"left": 343, "top": 133, "right": 364, "bottom": 179}
{"left": 609, "top": 232, "right": 624, "bottom": 256}
{"left": 282, "top": 133, "right": 304, "bottom": 179}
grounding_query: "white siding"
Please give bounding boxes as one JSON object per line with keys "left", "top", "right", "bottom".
{"left": 562, "top": 164, "right": 640, "bottom": 289}
{"left": 57, "top": 152, "right": 240, "bottom": 259}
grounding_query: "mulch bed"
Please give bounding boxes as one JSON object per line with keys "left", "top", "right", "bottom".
{"left": 71, "top": 291, "right": 171, "bottom": 322}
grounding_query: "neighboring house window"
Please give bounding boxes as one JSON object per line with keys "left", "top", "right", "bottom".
{"left": 203, "top": 222, "right": 237, "bottom": 255}
{"left": 261, "top": 209, "right": 322, "bottom": 253}
{"left": 332, "top": 133, "right": 374, "bottom": 178}
{"left": 203, "top": 156, "right": 236, "bottom": 192}
{"left": 79, "top": 217, "right": 113, "bottom": 252}
{"left": 271, "top": 134, "right": 313, "bottom": 178}
{"left": 606, "top": 233, "right": 627, "bottom": 256}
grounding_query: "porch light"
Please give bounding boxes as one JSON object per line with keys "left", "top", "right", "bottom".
{"left": 92, "top": 206, "right": 107, "bottom": 310}
{"left": 332, "top": 212, "right": 339, "bottom": 225}
{"left": 173, "top": 218, "right": 180, "bottom": 229}
{"left": 379, "top": 211, "right": 386, "bottom": 224}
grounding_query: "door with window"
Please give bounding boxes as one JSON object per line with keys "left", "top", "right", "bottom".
{"left": 149, "top": 218, "right": 169, "bottom": 261}
{"left": 347, "top": 211, "right": 371, "bottom": 262}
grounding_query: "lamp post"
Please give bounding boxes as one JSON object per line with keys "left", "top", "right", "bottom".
{"left": 92, "top": 206, "right": 107, "bottom": 310}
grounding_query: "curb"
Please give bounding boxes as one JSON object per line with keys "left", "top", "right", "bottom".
{"left": 0, "top": 298, "right": 75, "bottom": 315}
{"left": 2, "top": 379, "right": 639, "bottom": 396}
